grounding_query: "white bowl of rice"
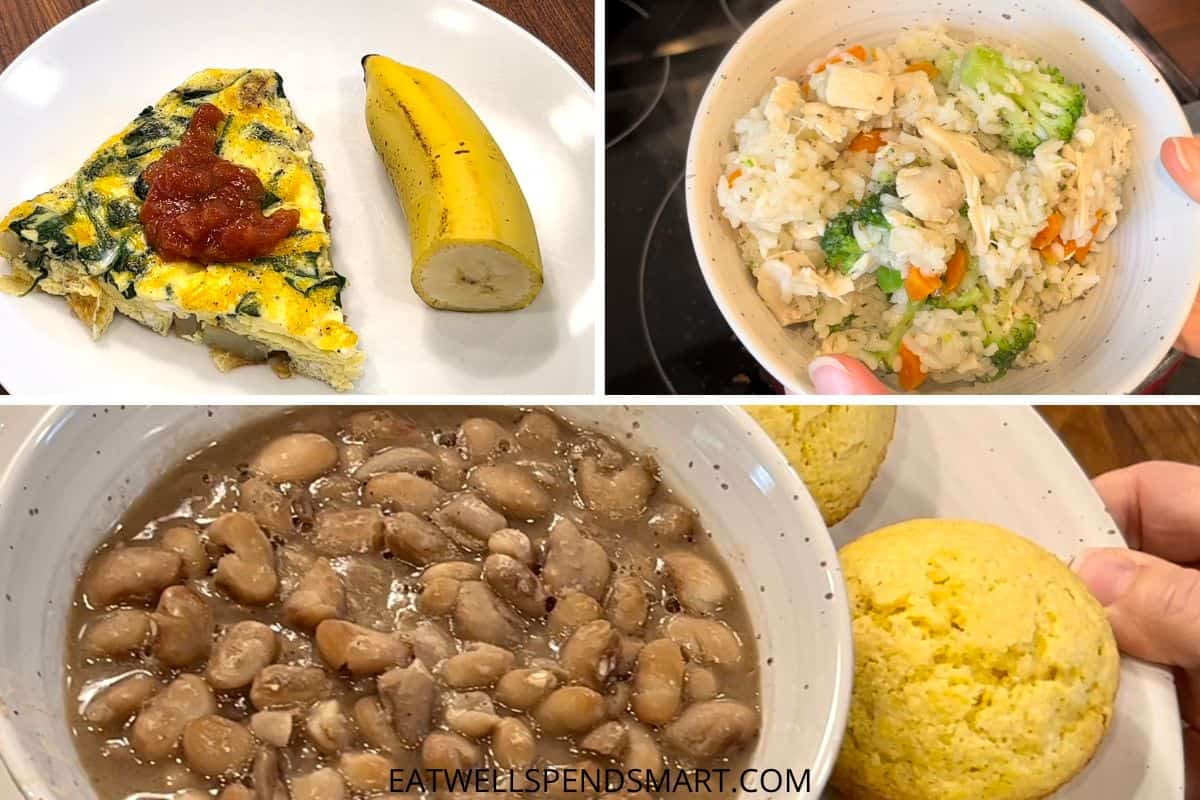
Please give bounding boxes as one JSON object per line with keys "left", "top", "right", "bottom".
{"left": 686, "top": 0, "right": 1200, "bottom": 394}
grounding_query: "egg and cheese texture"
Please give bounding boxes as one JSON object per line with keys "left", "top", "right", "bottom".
{"left": 0, "top": 69, "right": 363, "bottom": 390}
{"left": 745, "top": 405, "right": 896, "bottom": 524}
{"left": 834, "top": 520, "right": 1119, "bottom": 800}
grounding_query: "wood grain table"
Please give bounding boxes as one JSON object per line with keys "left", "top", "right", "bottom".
{"left": 1125, "top": 0, "right": 1200, "bottom": 86}
{"left": 1040, "top": 406, "right": 1200, "bottom": 477}
{"left": 0, "top": 0, "right": 594, "bottom": 83}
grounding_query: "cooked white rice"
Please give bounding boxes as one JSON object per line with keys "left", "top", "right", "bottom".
{"left": 717, "top": 26, "right": 1132, "bottom": 388}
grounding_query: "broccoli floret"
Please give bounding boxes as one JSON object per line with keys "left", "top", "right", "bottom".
{"left": 855, "top": 194, "right": 888, "bottom": 228}
{"left": 819, "top": 214, "right": 863, "bottom": 273}
{"left": 854, "top": 184, "right": 894, "bottom": 228}
{"left": 929, "top": 257, "right": 983, "bottom": 310}
{"left": 977, "top": 284, "right": 1013, "bottom": 343}
{"left": 988, "top": 315, "right": 1037, "bottom": 378}
{"left": 996, "top": 111, "right": 1048, "bottom": 156}
{"left": 930, "top": 285, "right": 985, "bottom": 311}
{"left": 820, "top": 185, "right": 896, "bottom": 273}
{"left": 875, "top": 266, "right": 903, "bottom": 293}
{"left": 959, "top": 45, "right": 1085, "bottom": 156}
{"left": 1019, "top": 64, "right": 1084, "bottom": 140}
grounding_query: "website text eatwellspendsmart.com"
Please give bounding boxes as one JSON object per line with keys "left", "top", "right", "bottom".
{"left": 384, "top": 767, "right": 814, "bottom": 794}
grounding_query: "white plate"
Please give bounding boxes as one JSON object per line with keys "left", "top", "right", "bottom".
{"left": 0, "top": 0, "right": 596, "bottom": 396}
{"left": 827, "top": 405, "right": 1184, "bottom": 798}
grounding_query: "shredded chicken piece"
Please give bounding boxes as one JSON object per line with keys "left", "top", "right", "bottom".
{"left": 756, "top": 251, "right": 852, "bottom": 326}
{"left": 1067, "top": 123, "right": 1112, "bottom": 244}
{"left": 896, "top": 164, "right": 965, "bottom": 224}
{"left": 824, "top": 65, "right": 895, "bottom": 115}
{"left": 764, "top": 78, "right": 802, "bottom": 134}
{"left": 917, "top": 120, "right": 1009, "bottom": 252}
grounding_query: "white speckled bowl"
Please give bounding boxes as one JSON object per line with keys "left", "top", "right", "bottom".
{"left": 686, "top": 0, "right": 1200, "bottom": 394}
{"left": 0, "top": 406, "right": 850, "bottom": 799}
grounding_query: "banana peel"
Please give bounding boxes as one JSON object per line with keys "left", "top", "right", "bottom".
{"left": 363, "top": 55, "right": 544, "bottom": 312}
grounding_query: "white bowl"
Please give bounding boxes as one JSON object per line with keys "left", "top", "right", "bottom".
{"left": 686, "top": 0, "right": 1200, "bottom": 394}
{"left": 0, "top": 406, "right": 851, "bottom": 799}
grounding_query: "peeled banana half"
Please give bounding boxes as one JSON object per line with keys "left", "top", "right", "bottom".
{"left": 363, "top": 55, "right": 544, "bottom": 312}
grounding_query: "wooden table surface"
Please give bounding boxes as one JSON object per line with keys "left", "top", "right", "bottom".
{"left": 1125, "top": 0, "right": 1200, "bottom": 85}
{"left": 0, "top": 0, "right": 594, "bottom": 83}
{"left": 1040, "top": 406, "right": 1200, "bottom": 477}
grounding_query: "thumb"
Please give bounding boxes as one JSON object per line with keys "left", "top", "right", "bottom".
{"left": 1074, "top": 547, "right": 1200, "bottom": 669}
{"left": 1174, "top": 291, "right": 1200, "bottom": 358}
{"left": 807, "top": 354, "right": 893, "bottom": 395}
{"left": 1162, "top": 137, "right": 1200, "bottom": 357}
{"left": 1161, "top": 136, "right": 1200, "bottom": 203}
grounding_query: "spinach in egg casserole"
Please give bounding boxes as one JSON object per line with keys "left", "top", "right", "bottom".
{"left": 0, "top": 68, "right": 364, "bottom": 391}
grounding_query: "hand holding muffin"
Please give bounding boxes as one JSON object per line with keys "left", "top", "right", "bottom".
{"left": 1075, "top": 461, "right": 1200, "bottom": 800}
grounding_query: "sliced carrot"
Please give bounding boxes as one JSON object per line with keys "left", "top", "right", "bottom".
{"left": 727, "top": 168, "right": 743, "bottom": 188}
{"left": 898, "top": 343, "right": 928, "bottom": 391}
{"left": 848, "top": 129, "right": 886, "bottom": 154}
{"left": 942, "top": 244, "right": 968, "bottom": 295}
{"left": 904, "top": 61, "right": 939, "bottom": 78}
{"left": 1040, "top": 240, "right": 1076, "bottom": 265}
{"left": 904, "top": 266, "right": 942, "bottom": 302}
{"left": 1071, "top": 212, "right": 1106, "bottom": 262}
{"left": 1032, "top": 211, "right": 1064, "bottom": 249}
{"left": 811, "top": 44, "right": 868, "bottom": 74}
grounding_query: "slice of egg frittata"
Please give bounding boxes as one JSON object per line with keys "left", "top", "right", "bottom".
{"left": 0, "top": 68, "right": 364, "bottom": 391}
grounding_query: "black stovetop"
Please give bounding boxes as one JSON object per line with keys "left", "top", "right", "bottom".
{"left": 604, "top": 0, "right": 1200, "bottom": 395}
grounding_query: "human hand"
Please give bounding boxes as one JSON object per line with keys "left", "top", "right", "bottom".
{"left": 1073, "top": 461, "right": 1200, "bottom": 800}
{"left": 1162, "top": 136, "right": 1200, "bottom": 358}
{"left": 806, "top": 354, "right": 893, "bottom": 394}
{"left": 808, "top": 136, "right": 1200, "bottom": 393}
{"left": 1162, "top": 136, "right": 1200, "bottom": 203}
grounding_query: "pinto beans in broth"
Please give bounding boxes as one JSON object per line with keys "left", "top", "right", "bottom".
{"left": 66, "top": 408, "right": 762, "bottom": 799}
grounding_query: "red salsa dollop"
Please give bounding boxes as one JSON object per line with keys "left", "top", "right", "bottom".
{"left": 140, "top": 103, "right": 299, "bottom": 264}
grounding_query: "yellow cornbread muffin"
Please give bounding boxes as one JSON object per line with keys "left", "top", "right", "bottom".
{"left": 834, "top": 520, "right": 1119, "bottom": 800}
{"left": 745, "top": 405, "right": 895, "bottom": 524}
